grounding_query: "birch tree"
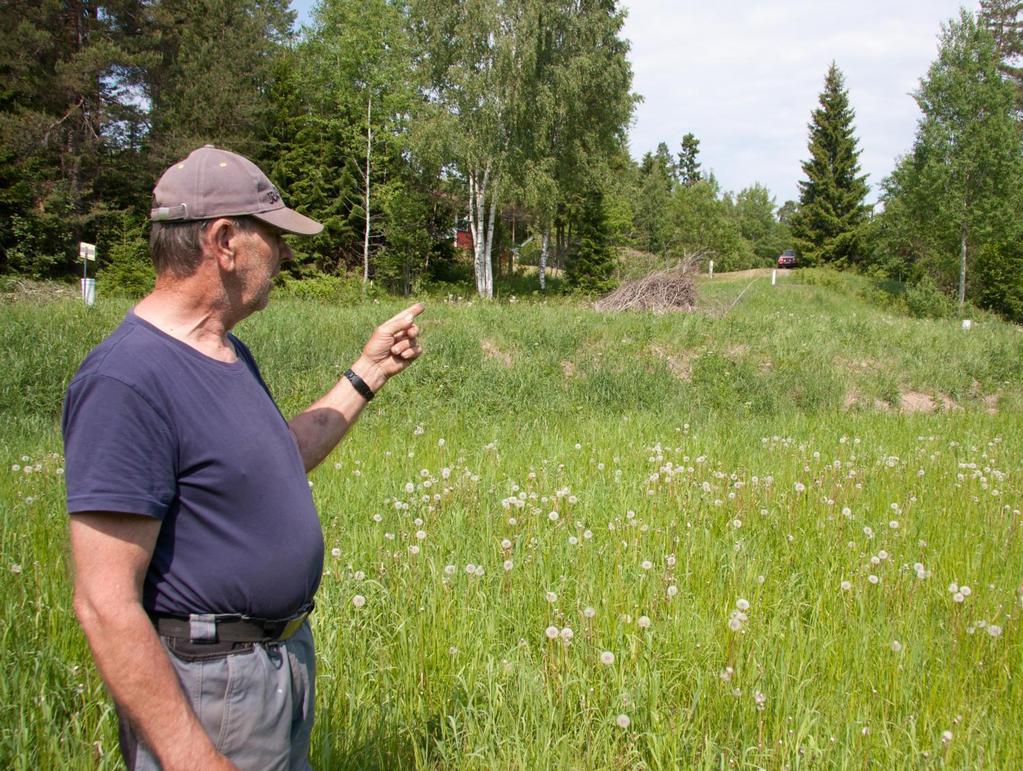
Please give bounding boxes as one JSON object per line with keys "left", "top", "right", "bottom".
{"left": 882, "top": 10, "right": 1023, "bottom": 309}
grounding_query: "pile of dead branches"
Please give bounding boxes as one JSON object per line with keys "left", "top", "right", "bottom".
{"left": 594, "top": 258, "right": 697, "bottom": 314}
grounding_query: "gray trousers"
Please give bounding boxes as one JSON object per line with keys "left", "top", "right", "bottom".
{"left": 118, "top": 622, "right": 315, "bottom": 771}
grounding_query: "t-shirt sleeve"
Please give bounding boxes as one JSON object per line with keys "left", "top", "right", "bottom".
{"left": 62, "top": 374, "right": 177, "bottom": 519}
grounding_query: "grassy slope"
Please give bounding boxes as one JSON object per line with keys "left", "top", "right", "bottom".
{"left": 1, "top": 272, "right": 1021, "bottom": 768}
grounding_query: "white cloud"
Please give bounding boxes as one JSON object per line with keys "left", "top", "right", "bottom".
{"left": 622, "top": 0, "right": 971, "bottom": 203}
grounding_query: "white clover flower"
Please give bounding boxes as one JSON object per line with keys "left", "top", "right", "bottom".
{"left": 545, "top": 591, "right": 558, "bottom": 603}
{"left": 352, "top": 595, "right": 366, "bottom": 608}
{"left": 545, "top": 625, "right": 560, "bottom": 640}
{"left": 615, "top": 714, "right": 630, "bottom": 729}
{"left": 600, "top": 651, "right": 615, "bottom": 666}
{"left": 637, "top": 615, "right": 651, "bottom": 629}
{"left": 583, "top": 606, "right": 596, "bottom": 618}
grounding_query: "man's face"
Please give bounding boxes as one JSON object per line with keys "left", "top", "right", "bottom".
{"left": 234, "top": 220, "right": 292, "bottom": 312}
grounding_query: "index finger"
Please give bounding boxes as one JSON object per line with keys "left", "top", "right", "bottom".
{"left": 383, "top": 303, "right": 425, "bottom": 330}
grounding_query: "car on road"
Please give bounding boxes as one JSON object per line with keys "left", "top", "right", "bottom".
{"left": 777, "top": 249, "right": 797, "bottom": 268}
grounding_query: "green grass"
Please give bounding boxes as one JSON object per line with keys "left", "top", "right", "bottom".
{"left": 1, "top": 271, "right": 1021, "bottom": 768}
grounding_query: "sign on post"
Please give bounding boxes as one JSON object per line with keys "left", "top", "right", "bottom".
{"left": 79, "top": 242, "right": 97, "bottom": 306}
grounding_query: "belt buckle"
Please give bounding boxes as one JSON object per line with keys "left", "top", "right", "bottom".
{"left": 278, "top": 612, "right": 307, "bottom": 641}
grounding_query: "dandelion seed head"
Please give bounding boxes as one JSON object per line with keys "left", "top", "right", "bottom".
{"left": 352, "top": 595, "right": 366, "bottom": 608}
{"left": 545, "top": 625, "right": 559, "bottom": 640}
{"left": 615, "top": 714, "right": 630, "bottom": 729}
{"left": 637, "top": 615, "right": 651, "bottom": 629}
{"left": 600, "top": 651, "right": 615, "bottom": 665}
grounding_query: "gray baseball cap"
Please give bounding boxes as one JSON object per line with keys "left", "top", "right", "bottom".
{"left": 150, "top": 145, "right": 323, "bottom": 235}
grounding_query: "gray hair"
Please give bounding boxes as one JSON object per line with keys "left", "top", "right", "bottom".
{"left": 149, "top": 217, "right": 258, "bottom": 277}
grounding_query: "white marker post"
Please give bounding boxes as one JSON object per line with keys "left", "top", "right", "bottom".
{"left": 771, "top": 269, "right": 777, "bottom": 286}
{"left": 79, "top": 242, "right": 96, "bottom": 306}
{"left": 709, "top": 260, "right": 714, "bottom": 278}
{"left": 962, "top": 319, "right": 972, "bottom": 331}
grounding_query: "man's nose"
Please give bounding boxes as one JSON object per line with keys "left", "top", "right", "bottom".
{"left": 279, "top": 239, "right": 294, "bottom": 264}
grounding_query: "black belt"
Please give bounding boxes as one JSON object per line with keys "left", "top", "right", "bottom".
{"left": 151, "top": 605, "right": 313, "bottom": 643}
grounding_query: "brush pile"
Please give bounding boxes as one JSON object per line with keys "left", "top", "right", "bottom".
{"left": 594, "top": 259, "right": 697, "bottom": 313}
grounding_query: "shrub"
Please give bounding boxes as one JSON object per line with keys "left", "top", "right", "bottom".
{"left": 974, "top": 240, "right": 1023, "bottom": 323}
{"left": 97, "top": 214, "right": 154, "bottom": 298}
{"left": 903, "top": 275, "right": 955, "bottom": 319}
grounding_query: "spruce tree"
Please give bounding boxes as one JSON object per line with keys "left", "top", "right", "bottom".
{"left": 678, "top": 133, "right": 702, "bottom": 187}
{"left": 791, "top": 63, "right": 870, "bottom": 266}
{"left": 566, "top": 189, "right": 616, "bottom": 293}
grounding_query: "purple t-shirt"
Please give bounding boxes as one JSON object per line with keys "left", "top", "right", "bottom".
{"left": 62, "top": 311, "right": 324, "bottom": 618}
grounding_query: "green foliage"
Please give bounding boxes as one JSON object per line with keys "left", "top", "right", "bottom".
{"left": 677, "top": 132, "right": 702, "bottom": 187}
{"left": 566, "top": 190, "right": 616, "bottom": 294}
{"left": 96, "top": 215, "right": 154, "bottom": 299}
{"left": 877, "top": 10, "right": 1023, "bottom": 309}
{"left": 275, "top": 272, "right": 382, "bottom": 304}
{"left": 903, "top": 274, "right": 957, "bottom": 319}
{"left": 975, "top": 238, "right": 1023, "bottom": 322}
{"left": 733, "top": 183, "right": 790, "bottom": 263}
{"left": 670, "top": 179, "right": 756, "bottom": 271}
{"left": 791, "top": 63, "right": 871, "bottom": 267}
{"left": 4, "top": 197, "right": 75, "bottom": 279}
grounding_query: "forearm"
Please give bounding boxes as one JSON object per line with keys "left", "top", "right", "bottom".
{"left": 288, "top": 355, "right": 387, "bottom": 472}
{"left": 75, "top": 597, "right": 228, "bottom": 770}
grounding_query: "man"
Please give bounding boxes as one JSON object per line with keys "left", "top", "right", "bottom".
{"left": 62, "top": 145, "right": 423, "bottom": 770}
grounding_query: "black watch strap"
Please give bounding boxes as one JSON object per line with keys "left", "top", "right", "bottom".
{"left": 343, "top": 368, "right": 375, "bottom": 401}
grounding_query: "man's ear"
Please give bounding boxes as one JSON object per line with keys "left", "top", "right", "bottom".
{"left": 204, "top": 218, "right": 237, "bottom": 271}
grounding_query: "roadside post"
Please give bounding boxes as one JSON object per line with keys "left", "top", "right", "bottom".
{"left": 962, "top": 319, "right": 972, "bottom": 331}
{"left": 709, "top": 259, "right": 714, "bottom": 278}
{"left": 79, "top": 242, "right": 96, "bottom": 306}
{"left": 772, "top": 269, "right": 777, "bottom": 286}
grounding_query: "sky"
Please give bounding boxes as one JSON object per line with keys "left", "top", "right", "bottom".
{"left": 290, "top": 0, "right": 973, "bottom": 205}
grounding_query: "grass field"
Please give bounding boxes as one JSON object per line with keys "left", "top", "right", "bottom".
{"left": 2, "top": 271, "right": 1021, "bottom": 768}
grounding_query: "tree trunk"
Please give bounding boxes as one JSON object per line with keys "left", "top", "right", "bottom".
{"left": 468, "top": 162, "right": 498, "bottom": 299}
{"left": 959, "top": 224, "right": 967, "bottom": 311}
{"left": 539, "top": 227, "right": 550, "bottom": 291}
{"left": 362, "top": 94, "right": 372, "bottom": 284}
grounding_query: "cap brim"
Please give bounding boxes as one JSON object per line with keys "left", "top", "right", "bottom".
{"left": 252, "top": 207, "right": 324, "bottom": 236}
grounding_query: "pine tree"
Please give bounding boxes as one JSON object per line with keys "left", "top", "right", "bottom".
{"left": 791, "top": 63, "right": 870, "bottom": 267}
{"left": 566, "top": 189, "right": 616, "bottom": 293}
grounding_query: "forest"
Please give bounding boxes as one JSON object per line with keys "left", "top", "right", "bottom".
{"left": 1, "top": 0, "right": 1021, "bottom": 318}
